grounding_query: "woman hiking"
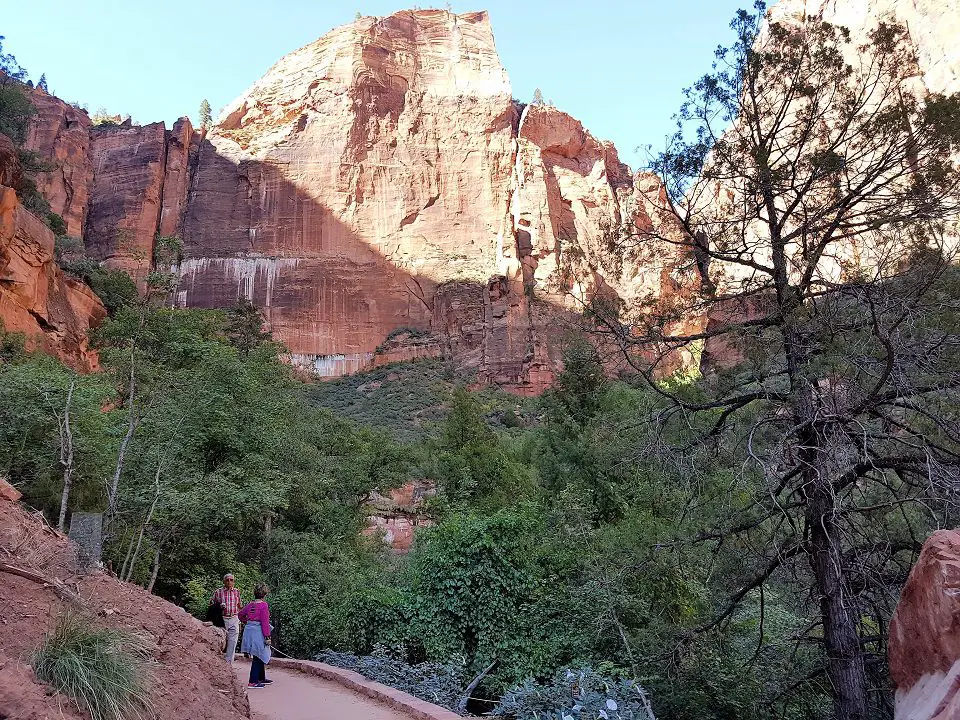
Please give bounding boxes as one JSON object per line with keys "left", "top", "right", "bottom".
{"left": 238, "top": 583, "right": 273, "bottom": 688}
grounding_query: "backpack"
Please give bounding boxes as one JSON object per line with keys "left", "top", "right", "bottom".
{"left": 206, "top": 601, "right": 225, "bottom": 628}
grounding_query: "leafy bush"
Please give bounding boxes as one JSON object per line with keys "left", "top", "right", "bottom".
{"left": 318, "top": 646, "right": 468, "bottom": 713}
{"left": 46, "top": 211, "right": 66, "bottom": 236}
{"left": 494, "top": 668, "right": 656, "bottom": 720}
{"left": 0, "top": 83, "right": 34, "bottom": 144}
{"left": 32, "top": 614, "right": 151, "bottom": 720}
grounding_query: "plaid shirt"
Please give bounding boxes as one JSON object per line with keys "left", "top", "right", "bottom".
{"left": 212, "top": 587, "right": 242, "bottom": 617}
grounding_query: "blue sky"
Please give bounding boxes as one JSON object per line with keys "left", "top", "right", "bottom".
{"left": 5, "top": 0, "right": 745, "bottom": 168}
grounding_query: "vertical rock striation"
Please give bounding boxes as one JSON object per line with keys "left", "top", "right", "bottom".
{"left": 180, "top": 10, "right": 518, "bottom": 379}
{"left": 86, "top": 122, "right": 168, "bottom": 284}
{"left": 22, "top": 88, "right": 93, "bottom": 238}
{"left": 176, "top": 9, "right": 690, "bottom": 390}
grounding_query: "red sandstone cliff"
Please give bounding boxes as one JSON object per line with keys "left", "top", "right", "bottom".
{"left": 172, "top": 10, "right": 687, "bottom": 390}
{"left": 0, "top": 183, "right": 105, "bottom": 370}
{"left": 22, "top": 88, "right": 93, "bottom": 238}
{"left": 11, "top": 11, "right": 694, "bottom": 388}
{"left": 889, "top": 530, "right": 960, "bottom": 720}
{"left": 15, "top": 3, "right": 955, "bottom": 387}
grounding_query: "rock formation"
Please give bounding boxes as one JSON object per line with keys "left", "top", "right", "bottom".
{"left": 697, "top": 0, "right": 960, "bottom": 370}
{"left": 889, "top": 530, "right": 960, "bottom": 720}
{"left": 174, "top": 9, "right": 686, "bottom": 390}
{"left": 363, "top": 479, "right": 436, "bottom": 553}
{"left": 22, "top": 88, "right": 93, "bottom": 238}
{"left": 771, "top": 0, "right": 959, "bottom": 96}
{"left": 17, "top": 2, "right": 955, "bottom": 387}
{"left": 0, "top": 182, "right": 105, "bottom": 371}
{"left": 86, "top": 121, "right": 169, "bottom": 284}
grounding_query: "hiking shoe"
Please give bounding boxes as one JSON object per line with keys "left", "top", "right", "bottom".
{"left": 248, "top": 683, "right": 264, "bottom": 689}
{"left": 261, "top": 679, "right": 273, "bottom": 685}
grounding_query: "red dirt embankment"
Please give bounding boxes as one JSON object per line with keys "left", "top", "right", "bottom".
{"left": 0, "top": 482, "right": 249, "bottom": 720}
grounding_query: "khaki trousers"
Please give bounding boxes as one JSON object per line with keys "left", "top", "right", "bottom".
{"left": 223, "top": 615, "right": 239, "bottom": 663}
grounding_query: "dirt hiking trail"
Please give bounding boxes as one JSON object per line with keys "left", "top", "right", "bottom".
{"left": 234, "top": 661, "right": 412, "bottom": 720}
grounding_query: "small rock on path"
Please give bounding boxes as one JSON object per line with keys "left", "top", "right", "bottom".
{"left": 234, "top": 662, "right": 413, "bottom": 720}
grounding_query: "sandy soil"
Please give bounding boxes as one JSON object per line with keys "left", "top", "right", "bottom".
{"left": 234, "top": 661, "right": 413, "bottom": 720}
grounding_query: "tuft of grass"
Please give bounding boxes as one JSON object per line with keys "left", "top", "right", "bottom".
{"left": 32, "top": 613, "right": 151, "bottom": 720}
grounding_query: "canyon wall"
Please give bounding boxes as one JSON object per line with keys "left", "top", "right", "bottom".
{"left": 14, "top": 1, "right": 955, "bottom": 386}
{"left": 174, "top": 9, "right": 687, "bottom": 390}
{"left": 7, "top": 10, "right": 712, "bottom": 386}
{"left": 22, "top": 88, "right": 93, "bottom": 238}
{"left": 0, "top": 158, "right": 105, "bottom": 370}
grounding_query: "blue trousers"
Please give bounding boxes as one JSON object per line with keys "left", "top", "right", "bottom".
{"left": 249, "top": 656, "right": 266, "bottom": 683}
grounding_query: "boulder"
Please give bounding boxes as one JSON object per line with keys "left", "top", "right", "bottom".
{"left": 889, "top": 530, "right": 960, "bottom": 720}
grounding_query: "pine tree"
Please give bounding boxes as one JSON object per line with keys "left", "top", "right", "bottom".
{"left": 532, "top": 87, "right": 544, "bottom": 105}
{"left": 225, "top": 298, "right": 271, "bottom": 356}
{"left": 37, "top": 73, "right": 49, "bottom": 92}
{"left": 198, "top": 98, "right": 212, "bottom": 130}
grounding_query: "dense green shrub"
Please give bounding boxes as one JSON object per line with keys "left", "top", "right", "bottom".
{"left": 32, "top": 614, "right": 151, "bottom": 720}
{"left": 0, "top": 83, "right": 34, "bottom": 144}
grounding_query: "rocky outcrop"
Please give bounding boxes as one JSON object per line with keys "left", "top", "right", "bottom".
{"left": 158, "top": 117, "right": 195, "bottom": 238}
{"left": 363, "top": 480, "right": 436, "bottom": 552}
{"left": 0, "top": 185, "right": 105, "bottom": 370}
{"left": 0, "top": 134, "right": 22, "bottom": 189}
{"left": 86, "top": 122, "right": 168, "bottom": 284}
{"left": 172, "top": 10, "right": 690, "bottom": 390}
{"left": 889, "top": 530, "right": 960, "bottom": 720}
{"left": 771, "top": 0, "right": 959, "bottom": 95}
{"left": 22, "top": 88, "right": 93, "bottom": 237}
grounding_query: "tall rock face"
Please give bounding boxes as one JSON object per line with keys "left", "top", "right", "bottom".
{"left": 0, "top": 185, "right": 105, "bottom": 370}
{"left": 771, "top": 0, "right": 959, "bottom": 95}
{"left": 177, "top": 9, "right": 688, "bottom": 389}
{"left": 23, "top": 88, "right": 93, "bottom": 238}
{"left": 86, "top": 122, "right": 169, "bottom": 284}
{"left": 699, "top": 0, "right": 960, "bottom": 371}
{"left": 889, "top": 530, "right": 960, "bottom": 720}
{"left": 179, "top": 10, "right": 519, "bottom": 379}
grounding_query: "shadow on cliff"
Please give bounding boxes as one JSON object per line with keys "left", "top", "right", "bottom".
{"left": 176, "top": 139, "right": 584, "bottom": 388}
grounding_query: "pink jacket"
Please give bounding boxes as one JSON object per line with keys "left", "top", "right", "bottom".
{"left": 238, "top": 600, "right": 271, "bottom": 638}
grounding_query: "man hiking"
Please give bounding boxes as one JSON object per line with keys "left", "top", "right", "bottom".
{"left": 210, "top": 573, "right": 242, "bottom": 663}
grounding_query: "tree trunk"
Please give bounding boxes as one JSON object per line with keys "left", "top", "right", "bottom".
{"left": 56, "top": 378, "right": 76, "bottom": 532}
{"left": 106, "top": 345, "right": 137, "bottom": 529}
{"left": 807, "top": 473, "right": 868, "bottom": 720}
{"left": 787, "top": 325, "right": 868, "bottom": 720}
{"left": 126, "top": 460, "right": 162, "bottom": 582}
{"left": 146, "top": 548, "right": 160, "bottom": 593}
{"left": 119, "top": 532, "right": 135, "bottom": 581}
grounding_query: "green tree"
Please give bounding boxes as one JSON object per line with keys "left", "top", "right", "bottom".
{"left": 425, "top": 388, "right": 531, "bottom": 509}
{"left": 225, "top": 297, "right": 272, "bottom": 357}
{"left": 198, "top": 98, "right": 212, "bottom": 130}
{"left": 600, "top": 5, "right": 960, "bottom": 718}
{"left": 532, "top": 88, "right": 544, "bottom": 105}
{"left": 0, "top": 36, "right": 27, "bottom": 84}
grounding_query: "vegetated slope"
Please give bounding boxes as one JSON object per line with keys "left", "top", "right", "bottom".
{"left": 305, "top": 359, "right": 535, "bottom": 442}
{"left": 0, "top": 488, "right": 249, "bottom": 720}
